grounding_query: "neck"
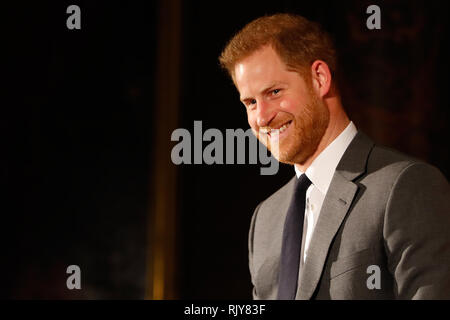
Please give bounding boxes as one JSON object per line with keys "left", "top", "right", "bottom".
{"left": 295, "top": 100, "right": 350, "bottom": 173}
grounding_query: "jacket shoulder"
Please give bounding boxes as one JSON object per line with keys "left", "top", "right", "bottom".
{"left": 260, "top": 176, "right": 296, "bottom": 209}
{"left": 365, "top": 144, "right": 431, "bottom": 178}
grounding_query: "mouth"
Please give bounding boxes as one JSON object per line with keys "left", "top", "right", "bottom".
{"left": 260, "top": 120, "right": 292, "bottom": 138}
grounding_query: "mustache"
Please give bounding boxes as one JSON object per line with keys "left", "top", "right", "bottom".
{"left": 259, "top": 116, "right": 293, "bottom": 132}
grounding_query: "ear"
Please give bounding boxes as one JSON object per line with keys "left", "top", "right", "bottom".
{"left": 310, "top": 60, "right": 332, "bottom": 98}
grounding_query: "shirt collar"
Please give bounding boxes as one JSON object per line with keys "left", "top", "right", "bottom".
{"left": 294, "top": 121, "right": 358, "bottom": 195}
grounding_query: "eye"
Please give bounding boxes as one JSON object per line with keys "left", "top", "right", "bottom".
{"left": 244, "top": 99, "right": 257, "bottom": 109}
{"left": 272, "top": 89, "right": 281, "bottom": 95}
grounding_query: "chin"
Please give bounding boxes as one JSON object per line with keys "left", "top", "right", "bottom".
{"left": 276, "top": 152, "right": 308, "bottom": 165}
{"left": 271, "top": 145, "right": 307, "bottom": 165}
{"left": 272, "top": 139, "right": 318, "bottom": 165}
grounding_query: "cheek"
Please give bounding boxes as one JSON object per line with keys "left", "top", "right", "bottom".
{"left": 280, "top": 98, "right": 295, "bottom": 112}
{"left": 280, "top": 95, "right": 308, "bottom": 115}
{"left": 247, "top": 112, "right": 258, "bottom": 128}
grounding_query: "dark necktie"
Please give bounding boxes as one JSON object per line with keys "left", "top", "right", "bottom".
{"left": 277, "top": 174, "right": 312, "bottom": 300}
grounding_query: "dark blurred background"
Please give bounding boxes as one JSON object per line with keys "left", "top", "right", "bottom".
{"left": 3, "top": 0, "right": 449, "bottom": 299}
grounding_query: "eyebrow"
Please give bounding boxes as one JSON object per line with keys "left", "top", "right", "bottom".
{"left": 240, "top": 82, "right": 285, "bottom": 102}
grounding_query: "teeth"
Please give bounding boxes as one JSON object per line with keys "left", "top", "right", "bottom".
{"left": 278, "top": 122, "right": 290, "bottom": 133}
{"left": 260, "top": 121, "right": 291, "bottom": 136}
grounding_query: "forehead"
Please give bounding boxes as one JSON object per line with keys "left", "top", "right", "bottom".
{"left": 234, "top": 46, "right": 286, "bottom": 82}
{"left": 234, "top": 46, "right": 300, "bottom": 96}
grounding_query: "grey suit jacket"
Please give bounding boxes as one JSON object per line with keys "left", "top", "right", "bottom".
{"left": 249, "top": 132, "right": 450, "bottom": 299}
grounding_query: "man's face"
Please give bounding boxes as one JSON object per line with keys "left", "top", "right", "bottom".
{"left": 234, "top": 45, "right": 330, "bottom": 165}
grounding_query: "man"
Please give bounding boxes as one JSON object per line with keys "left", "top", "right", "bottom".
{"left": 219, "top": 13, "right": 450, "bottom": 299}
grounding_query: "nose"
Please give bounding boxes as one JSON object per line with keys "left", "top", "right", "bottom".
{"left": 256, "top": 100, "right": 276, "bottom": 127}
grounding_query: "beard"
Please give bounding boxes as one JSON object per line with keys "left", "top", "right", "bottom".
{"left": 260, "top": 90, "right": 330, "bottom": 165}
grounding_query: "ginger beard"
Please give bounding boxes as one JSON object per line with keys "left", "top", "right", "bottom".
{"left": 255, "top": 87, "right": 330, "bottom": 165}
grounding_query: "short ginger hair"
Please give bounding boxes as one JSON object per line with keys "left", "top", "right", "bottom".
{"left": 219, "top": 13, "right": 337, "bottom": 82}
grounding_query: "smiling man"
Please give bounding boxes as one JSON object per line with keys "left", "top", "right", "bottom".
{"left": 219, "top": 13, "right": 450, "bottom": 299}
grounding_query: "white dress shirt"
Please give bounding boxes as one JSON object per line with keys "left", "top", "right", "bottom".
{"left": 294, "top": 121, "right": 358, "bottom": 267}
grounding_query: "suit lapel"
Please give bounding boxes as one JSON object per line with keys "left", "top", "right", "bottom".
{"left": 296, "top": 132, "right": 374, "bottom": 299}
{"left": 296, "top": 172, "right": 358, "bottom": 299}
